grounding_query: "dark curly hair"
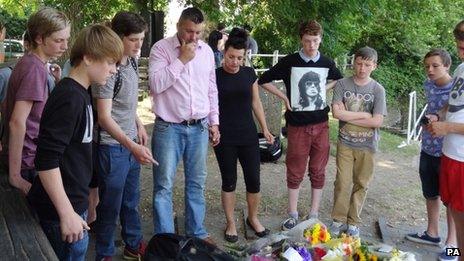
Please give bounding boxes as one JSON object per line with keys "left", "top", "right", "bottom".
{"left": 224, "top": 27, "right": 248, "bottom": 51}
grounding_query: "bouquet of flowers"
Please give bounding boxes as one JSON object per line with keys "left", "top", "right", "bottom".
{"left": 303, "top": 223, "right": 331, "bottom": 246}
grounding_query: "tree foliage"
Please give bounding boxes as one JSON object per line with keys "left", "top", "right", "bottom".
{"left": 0, "top": 0, "right": 169, "bottom": 37}
{"left": 1, "top": 0, "right": 463, "bottom": 125}
{"left": 185, "top": 0, "right": 464, "bottom": 126}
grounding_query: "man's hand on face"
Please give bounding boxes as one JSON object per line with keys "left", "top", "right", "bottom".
{"left": 179, "top": 40, "right": 196, "bottom": 64}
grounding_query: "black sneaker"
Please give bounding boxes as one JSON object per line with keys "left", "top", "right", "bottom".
{"left": 405, "top": 231, "right": 441, "bottom": 246}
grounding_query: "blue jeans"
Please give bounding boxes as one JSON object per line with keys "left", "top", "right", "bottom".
{"left": 151, "top": 118, "right": 209, "bottom": 238}
{"left": 40, "top": 211, "right": 89, "bottom": 261}
{"left": 95, "top": 144, "right": 142, "bottom": 258}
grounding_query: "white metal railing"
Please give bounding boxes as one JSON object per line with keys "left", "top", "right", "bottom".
{"left": 245, "top": 50, "right": 286, "bottom": 73}
{"left": 398, "top": 91, "right": 427, "bottom": 148}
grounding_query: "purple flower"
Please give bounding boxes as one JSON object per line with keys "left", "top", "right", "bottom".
{"left": 297, "top": 247, "right": 312, "bottom": 261}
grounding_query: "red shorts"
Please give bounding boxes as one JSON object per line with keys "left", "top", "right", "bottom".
{"left": 286, "top": 121, "right": 330, "bottom": 189}
{"left": 440, "top": 155, "right": 464, "bottom": 212}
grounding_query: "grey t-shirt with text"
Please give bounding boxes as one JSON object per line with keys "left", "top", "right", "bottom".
{"left": 92, "top": 59, "right": 139, "bottom": 145}
{"left": 332, "top": 76, "right": 387, "bottom": 151}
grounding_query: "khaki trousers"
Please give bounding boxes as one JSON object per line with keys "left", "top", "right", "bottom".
{"left": 331, "top": 142, "right": 375, "bottom": 225}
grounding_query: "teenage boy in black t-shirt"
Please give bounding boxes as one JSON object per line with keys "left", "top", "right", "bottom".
{"left": 258, "top": 20, "right": 342, "bottom": 230}
{"left": 28, "top": 25, "right": 123, "bottom": 260}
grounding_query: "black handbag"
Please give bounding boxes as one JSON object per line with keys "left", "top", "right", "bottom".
{"left": 144, "top": 233, "right": 236, "bottom": 261}
{"left": 258, "top": 133, "right": 283, "bottom": 162}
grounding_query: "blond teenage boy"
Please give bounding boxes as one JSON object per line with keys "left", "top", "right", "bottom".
{"left": 28, "top": 24, "right": 123, "bottom": 260}
{"left": 2, "top": 7, "right": 70, "bottom": 195}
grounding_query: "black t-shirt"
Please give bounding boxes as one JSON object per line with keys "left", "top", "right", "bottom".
{"left": 216, "top": 66, "right": 258, "bottom": 145}
{"left": 258, "top": 52, "right": 342, "bottom": 126}
{"left": 28, "top": 78, "right": 93, "bottom": 221}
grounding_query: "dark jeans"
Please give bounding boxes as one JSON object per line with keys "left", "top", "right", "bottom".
{"left": 95, "top": 143, "right": 142, "bottom": 258}
{"left": 40, "top": 211, "right": 89, "bottom": 261}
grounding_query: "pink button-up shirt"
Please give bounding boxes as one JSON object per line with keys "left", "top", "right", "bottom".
{"left": 148, "top": 35, "right": 219, "bottom": 125}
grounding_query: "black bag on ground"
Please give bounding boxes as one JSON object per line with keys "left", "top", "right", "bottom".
{"left": 144, "top": 233, "right": 235, "bottom": 261}
{"left": 258, "top": 133, "right": 282, "bottom": 162}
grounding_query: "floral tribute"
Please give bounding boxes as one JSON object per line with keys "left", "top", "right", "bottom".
{"left": 242, "top": 220, "right": 416, "bottom": 261}
{"left": 303, "top": 223, "right": 331, "bottom": 246}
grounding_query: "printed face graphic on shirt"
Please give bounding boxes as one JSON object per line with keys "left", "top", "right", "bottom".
{"left": 448, "top": 77, "right": 464, "bottom": 113}
{"left": 291, "top": 67, "right": 328, "bottom": 111}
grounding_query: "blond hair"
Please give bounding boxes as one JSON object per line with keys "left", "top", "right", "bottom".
{"left": 70, "top": 24, "right": 123, "bottom": 67}
{"left": 27, "top": 7, "right": 70, "bottom": 49}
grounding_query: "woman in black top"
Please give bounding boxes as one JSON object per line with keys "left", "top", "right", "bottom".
{"left": 214, "top": 28, "right": 274, "bottom": 243}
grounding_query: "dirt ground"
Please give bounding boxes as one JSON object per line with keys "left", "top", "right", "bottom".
{"left": 87, "top": 98, "right": 447, "bottom": 260}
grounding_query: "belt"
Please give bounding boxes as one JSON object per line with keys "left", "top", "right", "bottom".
{"left": 158, "top": 117, "right": 204, "bottom": 126}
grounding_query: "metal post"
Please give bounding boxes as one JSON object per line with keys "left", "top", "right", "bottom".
{"left": 272, "top": 50, "right": 279, "bottom": 66}
{"left": 413, "top": 92, "right": 417, "bottom": 140}
{"left": 406, "top": 91, "right": 415, "bottom": 144}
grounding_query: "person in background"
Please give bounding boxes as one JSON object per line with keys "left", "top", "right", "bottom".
{"left": 208, "top": 29, "right": 223, "bottom": 68}
{"left": 217, "top": 22, "right": 228, "bottom": 53}
{"left": 0, "top": 22, "right": 5, "bottom": 63}
{"left": 243, "top": 24, "right": 258, "bottom": 55}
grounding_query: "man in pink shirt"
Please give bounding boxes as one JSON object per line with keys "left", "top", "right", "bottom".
{"left": 149, "top": 7, "right": 219, "bottom": 242}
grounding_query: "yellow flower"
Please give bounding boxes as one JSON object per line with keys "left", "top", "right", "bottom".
{"left": 354, "top": 249, "right": 366, "bottom": 261}
{"left": 312, "top": 235, "right": 320, "bottom": 245}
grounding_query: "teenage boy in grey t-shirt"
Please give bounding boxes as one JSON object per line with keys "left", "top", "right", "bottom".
{"left": 330, "top": 47, "right": 387, "bottom": 237}
{"left": 91, "top": 12, "right": 155, "bottom": 260}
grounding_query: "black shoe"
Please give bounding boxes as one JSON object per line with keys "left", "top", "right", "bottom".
{"left": 246, "top": 218, "right": 270, "bottom": 237}
{"left": 224, "top": 230, "right": 238, "bottom": 243}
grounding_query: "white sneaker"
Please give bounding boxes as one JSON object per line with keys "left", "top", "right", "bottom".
{"left": 329, "top": 221, "right": 347, "bottom": 237}
{"left": 346, "top": 224, "right": 360, "bottom": 237}
{"left": 438, "top": 245, "right": 458, "bottom": 261}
